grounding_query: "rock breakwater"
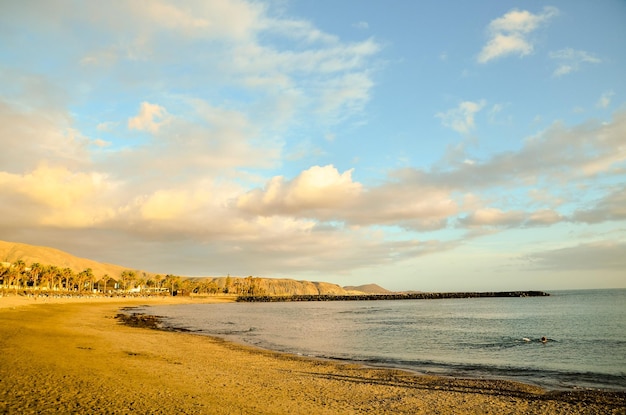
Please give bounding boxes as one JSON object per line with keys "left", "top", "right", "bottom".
{"left": 236, "top": 291, "right": 550, "bottom": 302}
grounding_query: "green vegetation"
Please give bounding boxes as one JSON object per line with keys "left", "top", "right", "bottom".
{"left": 0, "top": 241, "right": 362, "bottom": 298}
{"left": 0, "top": 260, "right": 262, "bottom": 297}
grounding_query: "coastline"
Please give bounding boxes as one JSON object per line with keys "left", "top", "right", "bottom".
{"left": 1, "top": 298, "right": 624, "bottom": 414}
{"left": 0, "top": 292, "right": 238, "bottom": 310}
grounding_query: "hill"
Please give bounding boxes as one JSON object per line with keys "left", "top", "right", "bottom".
{"left": 0, "top": 240, "right": 389, "bottom": 295}
{"left": 0, "top": 240, "right": 133, "bottom": 279}
{"left": 343, "top": 283, "right": 393, "bottom": 294}
{"left": 196, "top": 277, "right": 359, "bottom": 296}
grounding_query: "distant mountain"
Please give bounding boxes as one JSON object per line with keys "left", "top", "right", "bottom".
{"left": 343, "top": 283, "right": 393, "bottom": 294}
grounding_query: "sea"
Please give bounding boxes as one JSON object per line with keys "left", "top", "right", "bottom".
{"left": 133, "top": 289, "right": 626, "bottom": 391}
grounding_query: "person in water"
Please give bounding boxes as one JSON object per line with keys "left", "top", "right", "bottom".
{"left": 522, "top": 337, "right": 548, "bottom": 343}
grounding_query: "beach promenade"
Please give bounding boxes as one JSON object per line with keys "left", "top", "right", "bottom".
{"left": 1, "top": 295, "right": 624, "bottom": 414}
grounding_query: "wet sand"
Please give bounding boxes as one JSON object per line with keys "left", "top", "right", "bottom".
{"left": 0, "top": 296, "right": 624, "bottom": 414}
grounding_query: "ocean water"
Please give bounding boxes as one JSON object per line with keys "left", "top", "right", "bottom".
{"left": 134, "top": 289, "right": 626, "bottom": 391}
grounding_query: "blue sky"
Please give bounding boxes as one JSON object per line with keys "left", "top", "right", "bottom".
{"left": 1, "top": 0, "right": 625, "bottom": 291}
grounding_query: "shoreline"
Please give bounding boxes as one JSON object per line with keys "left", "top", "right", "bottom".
{"left": 1, "top": 298, "right": 625, "bottom": 414}
{"left": 120, "top": 305, "right": 625, "bottom": 394}
{"left": 0, "top": 291, "right": 238, "bottom": 310}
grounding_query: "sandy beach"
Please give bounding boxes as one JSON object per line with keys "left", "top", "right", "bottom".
{"left": 1, "top": 295, "right": 624, "bottom": 414}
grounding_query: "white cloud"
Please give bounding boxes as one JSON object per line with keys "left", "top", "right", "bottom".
{"left": 232, "top": 38, "right": 380, "bottom": 75}
{"left": 237, "top": 165, "right": 362, "bottom": 216}
{"left": 549, "top": 48, "right": 601, "bottom": 77}
{"left": 0, "top": 163, "right": 117, "bottom": 228}
{"left": 3, "top": 0, "right": 382, "bottom": 166}
{"left": 488, "top": 103, "right": 510, "bottom": 124}
{"left": 375, "top": 109, "right": 626, "bottom": 233}
{"left": 238, "top": 165, "right": 459, "bottom": 231}
{"left": 479, "top": 34, "right": 533, "bottom": 63}
{"left": 96, "top": 121, "right": 119, "bottom": 132}
{"left": 596, "top": 91, "right": 615, "bottom": 108}
{"left": 521, "top": 241, "right": 626, "bottom": 271}
{"left": 92, "top": 138, "right": 111, "bottom": 148}
{"left": 352, "top": 21, "right": 369, "bottom": 30}
{"left": 67, "top": 0, "right": 381, "bottom": 131}
{"left": 458, "top": 208, "right": 563, "bottom": 229}
{"left": 120, "top": 98, "right": 282, "bottom": 181}
{"left": 128, "top": 102, "right": 169, "bottom": 133}
{"left": 318, "top": 72, "right": 374, "bottom": 119}
{"left": 488, "top": 8, "right": 556, "bottom": 33}
{"left": 80, "top": 46, "right": 119, "bottom": 67}
{"left": 528, "top": 188, "right": 564, "bottom": 207}
{"left": 266, "top": 17, "right": 338, "bottom": 43}
{"left": 459, "top": 208, "right": 526, "bottom": 228}
{"left": 134, "top": 0, "right": 263, "bottom": 40}
{"left": 15, "top": 105, "right": 614, "bottom": 249}
{"left": 526, "top": 209, "right": 563, "bottom": 226}
{"left": 572, "top": 186, "right": 626, "bottom": 224}
{"left": 352, "top": 184, "right": 458, "bottom": 231}
{"left": 436, "top": 100, "right": 486, "bottom": 134}
{"left": 478, "top": 7, "right": 558, "bottom": 63}
{"left": 1, "top": 0, "right": 623, "bottom": 285}
{"left": 430, "top": 108, "right": 626, "bottom": 189}
{"left": 553, "top": 64, "right": 573, "bottom": 77}
{"left": 226, "top": 36, "right": 380, "bottom": 125}
{"left": 0, "top": 100, "right": 90, "bottom": 172}
{"left": 140, "top": 188, "right": 204, "bottom": 221}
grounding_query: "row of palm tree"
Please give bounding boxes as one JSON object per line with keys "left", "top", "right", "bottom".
{"left": 0, "top": 260, "right": 266, "bottom": 296}
{"left": 0, "top": 260, "right": 177, "bottom": 295}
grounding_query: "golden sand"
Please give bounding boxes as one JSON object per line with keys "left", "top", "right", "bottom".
{"left": 0, "top": 295, "right": 624, "bottom": 414}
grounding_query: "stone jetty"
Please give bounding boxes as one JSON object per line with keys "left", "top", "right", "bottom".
{"left": 236, "top": 291, "right": 550, "bottom": 302}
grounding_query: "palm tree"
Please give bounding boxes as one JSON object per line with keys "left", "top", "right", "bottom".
{"left": 47, "top": 265, "right": 61, "bottom": 291}
{"left": 12, "top": 259, "right": 26, "bottom": 274}
{"left": 29, "top": 262, "right": 44, "bottom": 289}
{"left": 38, "top": 264, "right": 55, "bottom": 290}
{"left": 164, "top": 274, "right": 180, "bottom": 296}
{"left": 10, "top": 260, "right": 29, "bottom": 290}
{"left": 145, "top": 276, "right": 156, "bottom": 293}
{"left": 0, "top": 263, "right": 7, "bottom": 288}
{"left": 100, "top": 274, "right": 110, "bottom": 294}
{"left": 120, "top": 270, "right": 137, "bottom": 292}
{"left": 89, "top": 271, "right": 97, "bottom": 293}
{"left": 155, "top": 275, "right": 165, "bottom": 291}
{"left": 135, "top": 277, "right": 146, "bottom": 294}
{"left": 75, "top": 271, "right": 86, "bottom": 293}
{"left": 179, "top": 278, "right": 195, "bottom": 296}
{"left": 12, "top": 260, "right": 27, "bottom": 289}
{"left": 60, "top": 267, "right": 74, "bottom": 291}
{"left": 76, "top": 268, "right": 94, "bottom": 293}
{"left": 207, "top": 280, "right": 219, "bottom": 294}
{"left": 224, "top": 275, "right": 232, "bottom": 294}
{"left": 2, "top": 265, "right": 19, "bottom": 293}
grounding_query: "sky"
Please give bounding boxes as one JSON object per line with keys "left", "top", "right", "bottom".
{"left": 1, "top": 0, "right": 625, "bottom": 291}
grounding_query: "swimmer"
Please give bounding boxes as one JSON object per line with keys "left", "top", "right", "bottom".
{"left": 541, "top": 336, "right": 548, "bottom": 343}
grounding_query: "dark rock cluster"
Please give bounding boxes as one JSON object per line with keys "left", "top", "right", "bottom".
{"left": 237, "top": 291, "right": 550, "bottom": 302}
